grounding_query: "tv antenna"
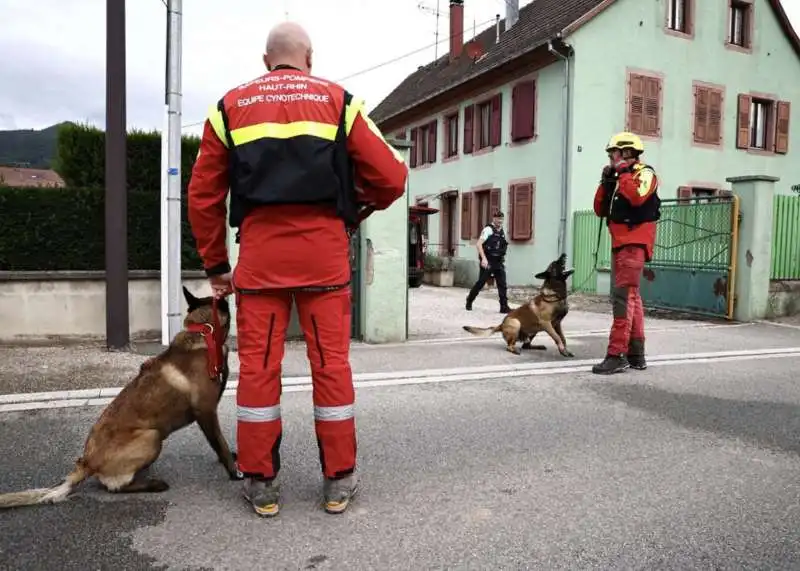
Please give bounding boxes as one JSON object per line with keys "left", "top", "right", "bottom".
{"left": 417, "top": 1, "right": 447, "bottom": 59}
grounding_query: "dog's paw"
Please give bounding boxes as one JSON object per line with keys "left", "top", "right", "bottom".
{"left": 559, "top": 348, "right": 575, "bottom": 358}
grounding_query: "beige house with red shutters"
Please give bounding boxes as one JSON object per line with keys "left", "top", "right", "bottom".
{"left": 370, "top": 0, "right": 799, "bottom": 287}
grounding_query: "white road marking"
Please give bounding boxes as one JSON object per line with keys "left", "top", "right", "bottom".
{"left": 375, "top": 322, "right": 753, "bottom": 348}
{"left": 1, "top": 346, "right": 798, "bottom": 413}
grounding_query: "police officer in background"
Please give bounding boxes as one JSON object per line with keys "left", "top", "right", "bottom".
{"left": 465, "top": 210, "right": 510, "bottom": 313}
{"left": 187, "top": 21, "right": 407, "bottom": 517}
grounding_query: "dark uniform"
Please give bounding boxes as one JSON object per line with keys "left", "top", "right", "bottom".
{"left": 465, "top": 212, "right": 510, "bottom": 313}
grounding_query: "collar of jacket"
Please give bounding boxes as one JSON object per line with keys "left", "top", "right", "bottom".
{"left": 271, "top": 64, "right": 304, "bottom": 72}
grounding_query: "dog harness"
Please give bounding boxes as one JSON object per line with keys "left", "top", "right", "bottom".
{"left": 186, "top": 297, "right": 225, "bottom": 383}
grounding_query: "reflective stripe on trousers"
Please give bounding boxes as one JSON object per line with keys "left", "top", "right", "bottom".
{"left": 237, "top": 404, "right": 281, "bottom": 423}
{"left": 314, "top": 404, "right": 354, "bottom": 422}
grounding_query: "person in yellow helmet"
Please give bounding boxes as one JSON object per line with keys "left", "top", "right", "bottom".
{"left": 592, "top": 131, "right": 661, "bottom": 374}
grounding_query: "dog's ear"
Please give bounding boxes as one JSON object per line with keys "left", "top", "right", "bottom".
{"left": 182, "top": 286, "right": 201, "bottom": 310}
{"left": 534, "top": 270, "right": 548, "bottom": 280}
{"left": 562, "top": 269, "right": 575, "bottom": 279}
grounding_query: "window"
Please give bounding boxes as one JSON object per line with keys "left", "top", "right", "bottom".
{"left": 728, "top": 0, "right": 753, "bottom": 49}
{"left": 460, "top": 187, "right": 500, "bottom": 239}
{"left": 437, "top": 192, "right": 459, "bottom": 256}
{"left": 666, "top": 0, "right": 692, "bottom": 35}
{"left": 444, "top": 113, "right": 459, "bottom": 158}
{"left": 463, "top": 94, "right": 502, "bottom": 153}
{"left": 750, "top": 99, "right": 770, "bottom": 149}
{"left": 509, "top": 181, "right": 534, "bottom": 241}
{"left": 478, "top": 102, "right": 491, "bottom": 149}
{"left": 409, "top": 120, "right": 438, "bottom": 167}
{"left": 511, "top": 79, "right": 536, "bottom": 142}
{"left": 693, "top": 83, "right": 724, "bottom": 146}
{"left": 736, "top": 94, "right": 791, "bottom": 154}
{"left": 626, "top": 72, "right": 662, "bottom": 138}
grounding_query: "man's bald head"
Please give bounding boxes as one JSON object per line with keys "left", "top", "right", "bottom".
{"left": 263, "top": 22, "right": 313, "bottom": 73}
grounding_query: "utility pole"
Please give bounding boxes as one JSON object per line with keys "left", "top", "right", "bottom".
{"left": 161, "top": 0, "right": 183, "bottom": 344}
{"left": 105, "top": 0, "right": 129, "bottom": 351}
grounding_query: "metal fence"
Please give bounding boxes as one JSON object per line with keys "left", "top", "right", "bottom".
{"left": 771, "top": 195, "right": 800, "bottom": 280}
{"left": 571, "top": 210, "right": 610, "bottom": 293}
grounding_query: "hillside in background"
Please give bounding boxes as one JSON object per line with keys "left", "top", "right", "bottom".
{"left": 0, "top": 123, "right": 71, "bottom": 169}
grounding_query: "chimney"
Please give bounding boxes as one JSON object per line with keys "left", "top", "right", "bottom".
{"left": 449, "top": 0, "right": 464, "bottom": 61}
{"left": 506, "top": 0, "right": 519, "bottom": 31}
{"left": 495, "top": 14, "right": 500, "bottom": 44}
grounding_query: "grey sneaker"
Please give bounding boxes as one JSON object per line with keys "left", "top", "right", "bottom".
{"left": 243, "top": 477, "right": 280, "bottom": 518}
{"left": 323, "top": 473, "right": 359, "bottom": 514}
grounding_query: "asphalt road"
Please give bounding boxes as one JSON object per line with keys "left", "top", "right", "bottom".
{"left": 2, "top": 350, "right": 800, "bottom": 570}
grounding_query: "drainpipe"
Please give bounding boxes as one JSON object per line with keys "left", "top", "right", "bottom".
{"left": 547, "top": 37, "right": 574, "bottom": 258}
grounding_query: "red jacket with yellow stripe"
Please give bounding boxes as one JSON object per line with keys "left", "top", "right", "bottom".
{"left": 593, "top": 160, "right": 659, "bottom": 261}
{"left": 187, "top": 67, "right": 408, "bottom": 289}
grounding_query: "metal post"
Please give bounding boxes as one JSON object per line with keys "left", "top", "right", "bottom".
{"left": 165, "top": 0, "right": 183, "bottom": 341}
{"left": 105, "top": 0, "right": 129, "bottom": 350}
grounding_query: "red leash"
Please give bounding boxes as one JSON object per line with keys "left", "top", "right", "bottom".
{"left": 186, "top": 296, "right": 224, "bottom": 382}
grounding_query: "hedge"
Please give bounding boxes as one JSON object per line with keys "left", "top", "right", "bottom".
{"left": 54, "top": 122, "right": 201, "bottom": 192}
{"left": 0, "top": 186, "right": 204, "bottom": 271}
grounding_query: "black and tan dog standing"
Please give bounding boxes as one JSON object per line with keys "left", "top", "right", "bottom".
{"left": 462, "top": 254, "right": 575, "bottom": 357}
{"left": 0, "top": 286, "right": 242, "bottom": 509}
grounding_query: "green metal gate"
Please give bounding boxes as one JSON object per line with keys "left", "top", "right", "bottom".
{"left": 637, "top": 195, "right": 740, "bottom": 319}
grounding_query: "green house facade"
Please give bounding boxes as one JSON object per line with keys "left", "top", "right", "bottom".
{"left": 371, "top": 0, "right": 799, "bottom": 287}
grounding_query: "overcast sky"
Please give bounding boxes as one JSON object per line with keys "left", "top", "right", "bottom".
{"left": 0, "top": 0, "right": 509, "bottom": 135}
{"left": 1, "top": 0, "right": 798, "bottom": 136}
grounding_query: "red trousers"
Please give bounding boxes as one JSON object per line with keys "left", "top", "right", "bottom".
{"left": 234, "top": 286, "right": 356, "bottom": 480}
{"left": 607, "top": 245, "right": 646, "bottom": 356}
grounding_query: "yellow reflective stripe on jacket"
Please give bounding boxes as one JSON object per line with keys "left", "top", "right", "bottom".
{"left": 231, "top": 121, "right": 338, "bottom": 145}
{"left": 207, "top": 103, "right": 228, "bottom": 148}
{"left": 360, "top": 111, "right": 405, "bottom": 164}
{"left": 207, "top": 94, "right": 363, "bottom": 148}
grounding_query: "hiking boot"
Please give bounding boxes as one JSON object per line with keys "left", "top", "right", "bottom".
{"left": 591, "top": 354, "right": 630, "bottom": 375}
{"left": 243, "top": 477, "right": 280, "bottom": 518}
{"left": 323, "top": 473, "right": 359, "bottom": 515}
{"left": 628, "top": 354, "right": 647, "bottom": 370}
{"left": 628, "top": 339, "right": 647, "bottom": 370}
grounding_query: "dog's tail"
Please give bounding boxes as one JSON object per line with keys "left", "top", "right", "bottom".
{"left": 0, "top": 460, "right": 88, "bottom": 509}
{"left": 462, "top": 324, "right": 502, "bottom": 337}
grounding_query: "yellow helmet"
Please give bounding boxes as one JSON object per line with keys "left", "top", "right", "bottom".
{"left": 605, "top": 131, "right": 645, "bottom": 154}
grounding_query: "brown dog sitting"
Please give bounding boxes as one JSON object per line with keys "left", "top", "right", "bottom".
{"left": 0, "top": 286, "right": 242, "bottom": 509}
{"left": 463, "top": 254, "right": 575, "bottom": 357}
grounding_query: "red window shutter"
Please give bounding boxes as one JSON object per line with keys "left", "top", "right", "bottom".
{"left": 460, "top": 193, "right": 472, "bottom": 240}
{"left": 736, "top": 94, "right": 752, "bottom": 149}
{"left": 511, "top": 80, "right": 535, "bottom": 141}
{"left": 490, "top": 94, "right": 502, "bottom": 147}
{"left": 693, "top": 86, "right": 708, "bottom": 144}
{"left": 427, "top": 120, "right": 437, "bottom": 163}
{"left": 775, "top": 100, "right": 791, "bottom": 154}
{"left": 708, "top": 90, "right": 723, "bottom": 144}
{"left": 628, "top": 74, "right": 645, "bottom": 134}
{"left": 643, "top": 77, "right": 661, "bottom": 137}
{"left": 490, "top": 188, "right": 500, "bottom": 214}
{"left": 463, "top": 105, "right": 474, "bottom": 154}
{"left": 510, "top": 182, "right": 534, "bottom": 241}
{"left": 409, "top": 128, "right": 418, "bottom": 167}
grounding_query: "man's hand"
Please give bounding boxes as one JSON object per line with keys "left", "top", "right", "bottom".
{"left": 480, "top": 258, "right": 489, "bottom": 270}
{"left": 209, "top": 272, "right": 232, "bottom": 298}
